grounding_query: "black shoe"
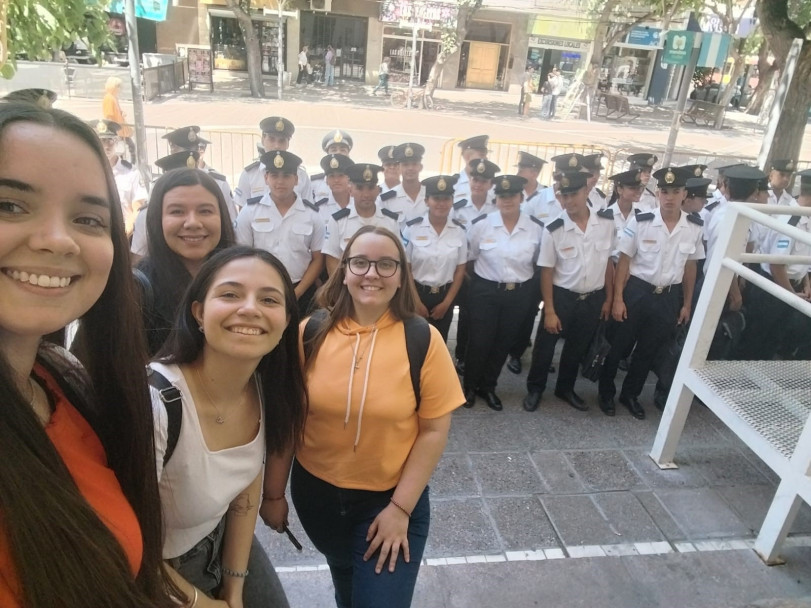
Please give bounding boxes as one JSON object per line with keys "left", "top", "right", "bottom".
{"left": 619, "top": 394, "right": 646, "bottom": 420}
{"left": 554, "top": 389, "right": 588, "bottom": 411}
{"left": 599, "top": 395, "right": 616, "bottom": 416}
{"left": 477, "top": 389, "right": 503, "bottom": 412}
{"left": 507, "top": 356, "right": 522, "bottom": 374}
{"left": 455, "top": 359, "right": 466, "bottom": 375}
{"left": 618, "top": 358, "right": 629, "bottom": 372}
{"left": 523, "top": 391, "right": 542, "bottom": 412}
{"left": 653, "top": 388, "right": 668, "bottom": 411}
{"left": 463, "top": 389, "right": 476, "bottom": 409}
{"left": 549, "top": 365, "right": 556, "bottom": 373}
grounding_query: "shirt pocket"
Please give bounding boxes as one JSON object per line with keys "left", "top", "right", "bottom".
{"left": 290, "top": 222, "right": 314, "bottom": 251}
{"left": 479, "top": 240, "right": 498, "bottom": 251}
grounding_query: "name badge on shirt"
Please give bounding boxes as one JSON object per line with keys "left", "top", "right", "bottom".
{"left": 642, "top": 239, "right": 657, "bottom": 245}
{"left": 415, "top": 235, "right": 429, "bottom": 241}
{"left": 254, "top": 217, "right": 270, "bottom": 223}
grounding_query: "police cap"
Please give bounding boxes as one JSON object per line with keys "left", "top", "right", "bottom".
{"left": 770, "top": 159, "right": 796, "bottom": 173}
{"left": 627, "top": 153, "right": 658, "bottom": 170}
{"left": 155, "top": 150, "right": 199, "bottom": 172}
{"left": 797, "top": 168, "right": 811, "bottom": 188}
{"left": 685, "top": 177, "right": 712, "bottom": 198}
{"left": 259, "top": 116, "right": 295, "bottom": 138}
{"left": 653, "top": 166, "right": 690, "bottom": 188}
{"left": 516, "top": 151, "right": 545, "bottom": 170}
{"left": 393, "top": 142, "right": 425, "bottom": 163}
{"left": 557, "top": 171, "right": 589, "bottom": 194}
{"left": 378, "top": 145, "right": 398, "bottom": 164}
{"left": 261, "top": 150, "right": 302, "bottom": 174}
{"left": 422, "top": 175, "right": 458, "bottom": 198}
{"left": 551, "top": 153, "right": 587, "bottom": 174}
{"left": 609, "top": 169, "right": 644, "bottom": 187}
{"left": 322, "top": 129, "right": 353, "bottom": 153}
{"left": 493, "top": 175, "right": 526, "bottom": 195}
{"left": 457, "top": 135, "right": 489, "bottom": 152}
{"left": 320, "top": 153, "right": 354, "bottom": 175}
{"left": 682, "top": 164, "right": 707, "bottom": 178}
{"left": 346, "top": 163, "right": 382, "bottom": 185}
{"left": 582, "top": 153, "right": 604, "bottom": 172}
{"left": 162, "top": 126, "right": 210, "bottom": 150}
{"left": 469, "top": 158, "right": 500, "bottom": 180}
{"left": 723, "top": 165, "right": 767, "bottom": 182}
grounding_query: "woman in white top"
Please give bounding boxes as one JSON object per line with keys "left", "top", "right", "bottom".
{"left": 150, "top": 246, "right": 307, "bottom": 608}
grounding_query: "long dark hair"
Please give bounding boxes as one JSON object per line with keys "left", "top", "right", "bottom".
{"left": 305, "top": 225, "right": 418, "bottom": 368}
{"left": 157, "top": 247, "right": 307, "bottom": 454}
{"left": 0, "top": 103, "right": 173, "bottom": 606}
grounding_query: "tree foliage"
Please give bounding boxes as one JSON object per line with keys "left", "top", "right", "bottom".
{"left": 3, "top": 0, "right": 111, "bottom": 78}
{"left": 224, "top": 0, "right": 265, "bottom": 97}
{"left": 424, "top": 0, "right": 482, "bottom": 98}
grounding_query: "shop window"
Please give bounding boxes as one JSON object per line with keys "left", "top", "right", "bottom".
{"left": 300, "top": 12, "right": 368, "bottom": 81}
{"left": 381, "top": 33, "right": 440, "bottom": 86}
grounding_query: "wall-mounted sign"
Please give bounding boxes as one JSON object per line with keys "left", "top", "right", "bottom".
{"left": 380, "top": 0, "right": 457, "bottom": 29}
{"left": 528, "top": 35, "right": 590, "bottom": 51}
{"left": 697, "top": 32, "right": 732, "bottom": 68}
{"left": 626, "top": 26, "right": 661, "bottom": 47}
{"left": 662, "top": 30, "right": 696, "bottom": 65}
{"left": 109, "top": 0, "right": 169, "bottom": 22}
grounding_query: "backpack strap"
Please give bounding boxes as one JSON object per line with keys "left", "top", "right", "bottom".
{"left": 147, "top": 367, "right": 182, "bottom": 467}
{"left": 303, "top": 308, "right": 329, "bottom": 362}
{"left": 402, "top": 316, "right": 431, "bottom": 410}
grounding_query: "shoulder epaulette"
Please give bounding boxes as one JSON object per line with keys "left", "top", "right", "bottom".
{"left": 634, "top": 207, "right": 641, "bottom": 214}
{"left": 209, "top": 170, "right": 227, "bottom": 181}
{"left": 471, "top": 213, "right": 487, "bottom": 225}
{"left": 453, "top": 198, "right": 468, "bottom": 209}
{"left": 381, "top": 208, "right": 399, "bottom": 220}
{"left": 788, "top": 215, "right": 801, "bottom": 227}
{"left": 380, "top": 189, "right": 397, "bottom": 201}
{"left": 310, "top": 172, "right": 325, "bottom": 181}
{"left": 636, "top": 212, "right": 655, "bottom": 222}
{"left": 529, "top": 215, "right": 544, "bottom": 227}
{"left": 452, "top": 218, "right": 466, "bottom": 230}
{"left": 303, "top": 199, "right": 319, "bottom": 212}
{"left": 597, "top": 208, "right": 614, "bottom": 220}
{"left": 704, "top": 201, "right": 720, "bottom": 212}
{"left": 645, "top": 187, "right": 655, "bottom": 195}
{"left": 314, "top": 197, "right": 329, "bottom": 207}
{"left": 546, "top": 217, "right": 564, "bottom": 232}
{"left": 121, "top": 159, "right": 132, "bottom": 169}
{"left": 405, "top": 216, "right": 423, "bottom": 227}
{"left": 596, "top": 187, "right": 606, "bottom": 197}
{"left": 246, "top": 195, "right": 262, "bottom": 206}
{"left": 244, "top": 160, "right": 260, "bottom": 172}
{"left": 686, "top": 212, "right": 703, "bottom": 226}
{"left": 332, "top": 207, "right": 351, "bottom": 221}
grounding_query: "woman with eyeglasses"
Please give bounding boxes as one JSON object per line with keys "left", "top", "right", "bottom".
{"left": 291, "top": 225, "right": 464, "bottom": 608}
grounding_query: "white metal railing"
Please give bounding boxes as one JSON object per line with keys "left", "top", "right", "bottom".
{"left": 650, "top": 201, "right": 811, "bottom": 565}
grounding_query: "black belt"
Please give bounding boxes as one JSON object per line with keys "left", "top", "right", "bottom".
{"left": 415, "top": 281, "right": 452, "bottom": 295}
{"left": 628, "top": 275, "right": 681, "bottom": 295}
{"left": 556, "top": 285, "right": 603, "bottom": 301}
{"left": 474, "top": 275, "right": 531, "bottom": 291}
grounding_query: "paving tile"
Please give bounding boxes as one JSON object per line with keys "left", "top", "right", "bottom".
{"left": 430, "top": 453, "right": 479, "bottom": 499}
{"left": 425, "top": 498, "right": 501, "bottom": 556}
{"left": 452, "top": 414, "right": 531, "bottom": 452}
{"left": 634, "top": 490, "right": 688, "bottom": 542}
{"left": 622, "top": 448, "right": 708, "bottom": 489}
{"left": 486, "top": 496, "right": 559, "bottom": 549}
{"left": 654, "top": 487, "right": 752, "bottom": 539}
{"left": 592, "top": 492, "right": 666, "bottom": 543}
{"left": 521, "top": 412, "right": 620, "bottom": 450}
{"left": 715, "top": 485, "right": 811, "bottom": 537}
{"left": 469, "top": 452, "right": 545, "bottom": 496}
{"left": 679, "top": 446, "right": 772, "bottom": 487}
{"left": 541, "top": 494, "right": 630, "bottom": 546}
{"left": 529, "top": 450, "right": 585, "bottom": 494}
{"left": 564, "top": 450, "right": 646, "bottom": 492}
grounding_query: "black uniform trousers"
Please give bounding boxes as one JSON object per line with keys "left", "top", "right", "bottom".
{"left": 509, "top": 268, "right": 542, "bottom": 360}
{"left": 738, "top": 274, "right": 808, "bottom": 360}
{"left": 453, "top": 276, "right": 471, "bottom": 361}
{"left": 295, "top": 282, "right": 318, "bottom": 318}
{"left": 526, "top": 286, "right": 604, "bottom": 395}
{"left": 599, "top": 276, "right": 682, "bottom": 400}
{"left": 463, "top": 275, "right": 533, "bottom": 393}
{"left": 415, "top": 282, "right": 454, "bottom": 342}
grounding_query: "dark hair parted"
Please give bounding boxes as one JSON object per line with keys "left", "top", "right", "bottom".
{"left": 157, "top": 246, "right": 307, "bottom": 454}
{"left": 138, "top": 168, "right": 235, "bottom": 355}
{"left": 0, "top": 103, "right": 174, "bottom": 606}
{"left": 305, "top": 225, "right": 418, "bottom": 368}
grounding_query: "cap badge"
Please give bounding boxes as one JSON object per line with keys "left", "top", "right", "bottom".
{"left": 476, "top": 161, "right": 486, "bottom": 174}
{"left": 334, "top": 131, "right": 343, "bottom": 143}
{"left": 188, "top": 130, "right": 197, "bottom": 142}
{"left": 36, "top": 94, "right": 51, "bottom": 109}
{"left": 665, "top": 170, "right": 675, "bottom": 184}
{"left": 405, "top": 145, "right": 414, "bottom": 158}
{"left": 387, "top": 147, "right": 394, "bottom": 159}
{"left": 634, "top": 171, "right": 641, "bottom": 183}
{"left": 186, "top": 154, "right": 196, "bottom": 169}
{"left": 787, "top": 160, "right": 794, "bottom": 170}
{"left": 647, "top": 157, "right": 655, "bottom": 166}
{"left": 694, "top": 166, "right": 702, "bottom": 176}
{"left": 273, "top": 153, "right": 285, "bottom": 169}
{"left": 96, "top": 121, "right": 108, "bottom": 134}
{"left": 501, "top": 178, "right": 510, "bottom": 190}
{"left": 275, "top": 119, "right": 285, "bottom": 132}
{"left": 561, "top": 176, "right": 570, "bottom": 188}
{"left": 330, "top": 157, "right": 340, "bottom": 169}
{"left": 568, "top": 156, "right": 578, "bottom": 168}
{"left": 363, "top": 166, "right": 373, "bottom": 182}
{"left": 437, "top": 177, "right": 447, "bottom": 191}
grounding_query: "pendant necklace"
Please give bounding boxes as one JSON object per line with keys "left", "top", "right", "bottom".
{"left": 195, "top": 366, "right": 243, "bottom": 424}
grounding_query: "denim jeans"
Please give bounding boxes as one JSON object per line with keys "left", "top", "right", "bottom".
{"left": 325, "top": 63, "right": 335, "bottom": 86}
{"left": 291, "top": 459, "right": 430, "bottom": 608}
{"left": 170, "top": 518, "right": 290, "bottom": 607}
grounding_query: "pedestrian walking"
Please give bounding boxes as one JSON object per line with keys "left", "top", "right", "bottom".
{"left": 372, "top": 57, "right": 391, "bottom": 95}
{"left": 101, "top": 76, "right": 136, "bottom": 160}
{"left": 519, "top": 66, "right": 534, "bottom": 117}
{"left": 297, "top": 45, "right": 311, "bottom": 85}
{"left": 324, "top": 45, "right": 336, "bottom": 86}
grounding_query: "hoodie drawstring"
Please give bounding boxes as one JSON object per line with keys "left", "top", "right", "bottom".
{"left": 346, "top": 327, "right": 379, "bottom": 451}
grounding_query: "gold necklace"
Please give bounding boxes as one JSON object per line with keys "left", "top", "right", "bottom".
{"left": 194, "top": 366, "right": 244, "bottom": 424}
{"left": 352, "top": 332, "right": 373, "bottom": 371}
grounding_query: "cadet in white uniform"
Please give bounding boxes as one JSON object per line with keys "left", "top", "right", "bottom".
{"left": 311, "top": 153, "right": 354, "bottom": 226}
{"left": 310, "top": 129, "right": 353, "bottom": 203}
{"left": 516, "top": 151, "right": 547, "bottom": 210}
{"left": 403, "top": 175, "right": 467, "bottom": 341}
{"left": 523, "top": 171, "right": 616, "bottom": 412}
{"left": 380, "top": 142, "right": 427, "bottom": 227}
{"left": 453, "top": 135, "right": 490, "bottom": 203}
{"left": 378, "top": 145, "right": 401, "bottom": 195}
{"left": 599, "top": 166, "right": 705, "bottom": 420}
{"left": 767, "top": 159, "right": 799, "bottom": 208}
{"left": 626, "top": 153, "right": 659, "bottom": 210}
{"left": 464, "top": 175, "right": 544, "bottom": 412}
{"left": 322, "top": 162, "right": 400, "bottom": 276}
{"left": 453, "top": 159, "right": 499, "bottom": 228}
{"left": 234, "top": 117, "right": 311, "bottom": 207}
{"left": 235, "top": 150, "right": 324, "bottom": 314}
{"left": 583, "top": 153, "right": 607, "bottom": 209}
{"left": 604, "top": 169, "right": 645, "bottom": 261}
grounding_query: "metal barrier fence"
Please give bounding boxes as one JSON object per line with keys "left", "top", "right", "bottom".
{"left": 143, "top": 60, "right": 188, "bottom": 101}
{"left": 0, "top": 61, "right": 133, "bottom": 101}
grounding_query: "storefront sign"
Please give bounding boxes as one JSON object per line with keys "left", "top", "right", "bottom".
{"left": 380, "top": 0, "right": 457, "bottom": 29}
{"left": 179, "top": 45, "right": 214, "bottom": 92}
{"left": 528, "top": 36, "right": 590, "bottom": 51}
{"left": 109, "top": 0, "right": 169, "bottom": 22}
{"left": 662, "top": 30, "right": 695, "bottom": 65}
{"left": 626, "top": 27, "right": 661, "bottom": 47}
{"left": 528, "top": 16, "right": 592, "bottom": 40}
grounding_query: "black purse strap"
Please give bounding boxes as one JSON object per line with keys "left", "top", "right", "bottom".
{"left": 147, "top": 367, "right": 182, "bottom": 467}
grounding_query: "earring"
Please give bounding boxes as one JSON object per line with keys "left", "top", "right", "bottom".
{"left": 198, "top": 326, "right": 205, "bottom": 333}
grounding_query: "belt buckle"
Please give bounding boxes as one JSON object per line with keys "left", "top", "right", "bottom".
{"left": 654, "top": 286, "right": 664, "bottom": 294}
{"left": 505, "top": 282, "right": 516, "bottom": 291}
{"left": 430, "top": 286, "right": 440, "bottom": 294}
{"left": 577, "top": 293, "right": 588, "bottom": 301}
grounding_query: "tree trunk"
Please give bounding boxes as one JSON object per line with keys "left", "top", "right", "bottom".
{"left": 745, "top": 64, "right": 776, "bottom": 114}
{"left": 225, "top": 0, "right": 265, "bottom": 98}
{"left": 713, "top": 51, "right": 746, "bottom": 128}
{"left": 424, "top": 0, "right": 481, "bottom": 97}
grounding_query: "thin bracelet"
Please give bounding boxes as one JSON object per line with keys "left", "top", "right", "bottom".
{"left": 223, "top": 567, "right": 250, "bottom": 578}
{"left": 188, "top": 587, "right": 198, "bottom": 608}
{"left": 262, "top": 494, "right": 285, "bottom": 502}
{"left": 389, "top": 497, "right": 411, "bottom": 518}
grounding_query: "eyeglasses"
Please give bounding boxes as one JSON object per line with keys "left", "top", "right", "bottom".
{"left": 345, "top": 257, "right": 400, "bottom": 277}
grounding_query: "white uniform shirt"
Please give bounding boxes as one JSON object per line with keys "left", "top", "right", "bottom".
{"left": 520, "top": 182, "right": 544, "bottom": 212}
{"left": 760, "top": 213, "right": 811, "bottom": 280}
{"left": 538, "top": 209, "right": 616, "bottom": 293}
{"left": 588, "top": 186, "right": 607, "bottom": 210}
{"left": 130, "top": 206, "right": 148, "bottom": 256}
{"left": 619, "top": 209, "right": 705, "bottom": 286}
{"left": 234, "top": 161, "right": 311, "bottom": 207}
{"left": 311, "top": 192, "right": 354, "bottom": 227}
{"left": 452, "top": 197, "right": 496, "bottom": 229}
{"left": 322, "top": 204, "right": 401, "bottom": 259}
{"left": 638, "top": 187, "right": 658, "bottom": 210}
{"left": 310, "top": 175, "right": 329, "bottom": 203}
{"left": 768, "top": 189, "right": 797, "bottom": 208}
{"left": 112, "top": 158, "right": 147, "bottom": 231}
{"left": 235, "top": 195, "right": 324, "bottom": 283}
{"left": 202, "top": 166, "right": 237, "bottom": 222}
{"left": 467, "top": 212, "right": 543, "bottom": 283}
{"left": 454, "top": 170, "right": 471, "bottom": 201}
{"left": 605, "top": 201, "right": 642, "bottom": 260}
{"left": 523, "top": 186, "right": 562, "bottom": 227}
{"left": 403, "top": 215, "right": 467, "bottom": 287}
{"left": 382, "top": 183, "right": 426, "bottom": 228}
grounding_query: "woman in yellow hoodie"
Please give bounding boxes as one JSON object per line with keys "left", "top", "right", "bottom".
{"left": 290, "top": 225, "right": 464, "bottom": 608}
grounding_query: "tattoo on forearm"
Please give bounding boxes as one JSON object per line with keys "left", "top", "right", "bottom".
{"left": 229, "top": 492, "right": 255, "bottom": 516}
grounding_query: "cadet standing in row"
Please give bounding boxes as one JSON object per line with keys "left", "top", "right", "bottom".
{"left": 584, "top": 153, "right": 607, "bottom": 209}
{"left": 464, "top": 175, "right": 544, "bottom": 411}
{"left": 626, "top": 153, "right": 658, "bottom": 210}
{"left": 310, "top": 129, "right": 354, "bottom": 202}
{"left": 523, "top": 171, "right": 615, "bottom": 412}
{"left": 381, "top": 142, "right": 427, "bottom": 227}
{"left": 604, "top": 169, "right": 645, "bottom": 260}
{"left": 453, "top": 135, "right": 490, "bottom": 202}
{"left": 235, "top": 150, "right": 324, "bottom": 314}
{"left": 517, "top": 151, "right": 547, "bottom": 208}
{"left": 378, "top": 145, "right": 401, "bottom": 195}
{"left": 403, "top": 175, "right": 468, "bottom": 341}
{"left": 312, "top": 153, "right": 354, "bottom": 225}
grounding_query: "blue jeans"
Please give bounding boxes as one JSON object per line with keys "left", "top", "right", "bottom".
{"left": 325, "top": 63, "right": 335, "bottom": 86}
{"left": 291, "top": 459, "right": 430, "bottom": 608}
{"left": 169, "top": 518, "right": 289, "bottom": 607}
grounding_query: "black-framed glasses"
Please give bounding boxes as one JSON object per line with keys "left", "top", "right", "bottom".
{"left": 345, "top": 257, "right": 400, "bottom": 277}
